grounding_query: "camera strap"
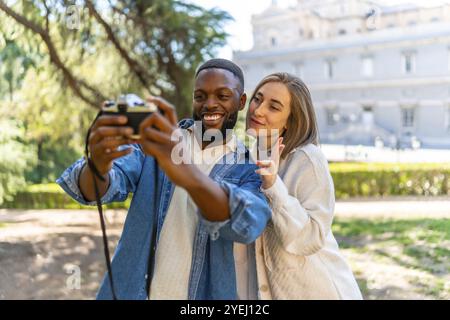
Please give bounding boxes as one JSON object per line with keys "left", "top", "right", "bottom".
{"left": 145, "top": 160, "right": 159, "bottom": 299}
{"left": 84, "top": 111, "right": 118, "bottom": 300}
{"left": 84, "top": 111, "right": 159, "bottom": 300}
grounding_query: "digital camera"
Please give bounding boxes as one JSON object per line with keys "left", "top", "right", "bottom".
{"left": 102, "top": 94, "right": 157, "bottom": 139}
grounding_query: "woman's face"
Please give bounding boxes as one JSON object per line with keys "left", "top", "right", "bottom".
{"left": 246, "top": 81, "right": 291, "bottom": 137}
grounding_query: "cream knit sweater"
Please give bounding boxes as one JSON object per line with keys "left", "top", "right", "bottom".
{"left": 255, "top": 143, "right": 363, "bottom": 300}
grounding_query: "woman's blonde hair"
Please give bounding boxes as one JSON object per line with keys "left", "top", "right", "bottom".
{"left": 250, "top": 72, "right": 319, "bottom": 159}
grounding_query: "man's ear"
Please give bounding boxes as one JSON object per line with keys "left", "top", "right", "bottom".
{"left": 239, "top": 93, "right": 247, "bottom": 111}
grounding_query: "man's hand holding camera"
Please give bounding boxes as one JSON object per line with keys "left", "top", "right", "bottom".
{"left": 79, "top": 113, "right": 135, "bottom": 202}
{"left": 137, "top": 96, "right": 198, "bottom": 188}
{"left": 84, "top": 95, "right": 199, "bottom": 190}
{"left": 88, "top": 115, "right": 135, "bottom": 176}
{"left": 80, "top": 95, "right": 230, "bottom": 221}
{"left": 136, "top": 96, "right": 231, "bottom": 222}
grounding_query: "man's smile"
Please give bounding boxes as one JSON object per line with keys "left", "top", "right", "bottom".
{"left": 202, "top": 112, "right": 225, "bottom": 127}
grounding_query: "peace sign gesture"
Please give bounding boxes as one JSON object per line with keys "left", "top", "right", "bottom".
{"left": 255, "top": 137, "right": 285, "bottom": 189}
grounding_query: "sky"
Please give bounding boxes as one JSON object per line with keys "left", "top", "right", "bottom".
{"left": 189, "top": 0, "right": 450, "bottom": 59}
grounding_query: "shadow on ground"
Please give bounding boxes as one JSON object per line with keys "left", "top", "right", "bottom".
{"left": 0, "top": 233, "right": 119, "bottom": 299}
{"left": 333, "top": 218, "right": 450, "bottom": 299}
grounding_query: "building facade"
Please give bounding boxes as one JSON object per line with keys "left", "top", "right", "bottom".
{"left": 233, "top": 0, "right": 450, "bottom": 149}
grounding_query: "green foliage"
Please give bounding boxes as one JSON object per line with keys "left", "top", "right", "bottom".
{"left": 1, "top": 0, "right": 231, "bottom": 114}
{"left": 333, "top": 217, "right": 450, "bottom": 298}
{"left": 330, "top": 162, "right": 450, "bottom": 199}
{"left": 0, "top": 118, "right": 37, "bottom": 205}
{"left": 4, "top": 162, "right": 449, "bottom": 208}
{"left": 333, "top": 218, "right": 450, "bottom": 274}
{"left": 233, "top": 104, "right": 254, "bottom": 148}
{"left": 1, "top": 183, "right": 130, "bottom": 209}
{"left": 9, "top": 66, "right": 98, "bottom": 183}
{"left": 0, "top": 39, "right": 35, "bottom": 100}
{"left": 0, "top": 0, "right": 232, "bottom": 184}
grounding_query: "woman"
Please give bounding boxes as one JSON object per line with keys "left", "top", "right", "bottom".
{"left": 246, "top": 72, "right": 362, "bottom": 300}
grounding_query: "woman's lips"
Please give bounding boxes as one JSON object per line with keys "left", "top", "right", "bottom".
{"left": 250, "top": 117, "right": 265, "bottom": 127}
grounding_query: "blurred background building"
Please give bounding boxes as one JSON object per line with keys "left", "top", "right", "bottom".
{"left": 233, "top": 0, "right": 450, "bottom": 150}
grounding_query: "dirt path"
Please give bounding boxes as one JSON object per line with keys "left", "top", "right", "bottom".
{"left": 335, "top": 198, "right": 450, "bottom": 300}
{"left": 0, "top": 209, "right": 125, "bottom": 299}
{"left": 0, "top": 200, "right": 449, "bottom": 300}
{"left": 335, "top": 198, "right": 450, "bottom": 220}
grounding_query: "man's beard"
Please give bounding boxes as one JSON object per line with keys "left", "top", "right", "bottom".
{"left": 193, "top": 110, "right": 239, "bottom": 145}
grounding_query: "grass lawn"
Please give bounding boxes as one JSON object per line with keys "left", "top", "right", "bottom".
{"left": 332, "top": 218, "right": 450, "bottom": 299}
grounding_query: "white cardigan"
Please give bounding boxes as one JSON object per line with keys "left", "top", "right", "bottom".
{"left": 254, "top": 143, "right": 363, "bottom": 300}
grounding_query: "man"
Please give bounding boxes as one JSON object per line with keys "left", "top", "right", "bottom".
{"left": 57, "top": 59, "right": 271, "bottom": 300}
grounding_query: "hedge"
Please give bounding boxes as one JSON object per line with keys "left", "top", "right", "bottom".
{"left": 1, "top": 183, "right": 131, "bottom": 209}
{"left": 329, "top": 163, "right": 450, "bottom": 199}
{"left": 1, "top": 163, "right": 449, "bottom": 209}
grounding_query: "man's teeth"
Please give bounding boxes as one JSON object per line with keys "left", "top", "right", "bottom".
{"left": 204, "top": 114, "right": 222, "bottom": 121}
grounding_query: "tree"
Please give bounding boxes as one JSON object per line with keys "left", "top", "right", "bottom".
{"left": 0, "top": 0, "right": 232, "bottom": 184}
{"left": 0, "top": 39, "right": 35, "bottom": 101}
{"left": 0, "top": 0, "right": 231, "bottom": 117}
{"left": 0, "top": 117, "right": 36, "bottom": 204}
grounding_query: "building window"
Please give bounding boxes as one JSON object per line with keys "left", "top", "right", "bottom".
{"left": 271, "top": 37, "right": 277, "bottom": 47}
{"left": 363, "top": 106, "right": 373, "bottom": 112}
{"left": 299, "top": 28, "right": 304, "bottom": 37}
{"left": 362, "top": 106, "right": 374, "bottom": 126}
{"left": 387, "top": 23, "right": 395, "bottom": 28}
{"left": 408, "top": 20, "right": 417, "bottom": 26}
{"left": 402, "top": 52, "right": 416, "bottom": 74}
{"left": 338, "top": 29, "right": 347, "bottom": 35}
{"left": 326, "top": 108, "right": 338, "bottom": 126}
{"left": 361, "top": 56, "right": 374, "bottom": 77}
{"left": 324, "top": 60, "right": 335, "bottom": 79}
{"left": 401, "top": 107, "right": 415, "bottom": 128}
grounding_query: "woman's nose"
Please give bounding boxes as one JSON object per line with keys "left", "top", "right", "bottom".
{"left": 253, "top": 104, "right": 266, "bottom": 117}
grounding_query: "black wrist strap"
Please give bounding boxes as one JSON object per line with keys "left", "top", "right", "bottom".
{"left": 145, "top": 158, "right": 159, "bottom": 299}
{"left": 84, "top": 111, "right": 118, "bottom": 300}
{"left": 87, "top": 158, "right": 118, "bottom": 300}
{"left": 84, "top": 110, "right": 159, "bottom": 300}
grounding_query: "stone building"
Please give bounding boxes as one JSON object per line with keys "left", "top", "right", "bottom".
{"left": 233, "top": 0, "right": 450, "bottom": 149}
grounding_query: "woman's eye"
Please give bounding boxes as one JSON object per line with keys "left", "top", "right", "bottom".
{"left": 219, "top": 95, "right": 229, "bottom": 100}
{"left": 270, "top": 105, "right": 280, "bottom": 111}
{"left": 194, "top": 96, "right": 204, "bottom": 101}
{"left": 252, "top": 97, "right": 260, "bottom": 103}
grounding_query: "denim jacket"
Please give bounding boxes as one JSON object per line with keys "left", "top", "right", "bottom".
{"left": 56, "top": 119, "right": 271, "bottom": 300}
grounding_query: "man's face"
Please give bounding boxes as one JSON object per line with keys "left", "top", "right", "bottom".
{"left": 192, "top": 68, "right": 246, "bottom": 138}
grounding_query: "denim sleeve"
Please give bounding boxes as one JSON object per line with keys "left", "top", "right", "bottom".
{"left": 56, "top": 144, "right": 145, "bottom": 206}
{"left": 201, "top": 169, "right": 271, "bottom": 244}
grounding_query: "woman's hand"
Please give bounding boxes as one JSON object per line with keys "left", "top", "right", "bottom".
{"left": 255, "top": 137, "right": 285, "bottom": 189}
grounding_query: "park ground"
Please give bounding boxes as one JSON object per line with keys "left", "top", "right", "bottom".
{"left": 0, "top": 198, "right": 449, "bottom": 300}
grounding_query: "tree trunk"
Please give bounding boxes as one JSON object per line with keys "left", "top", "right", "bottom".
{"left": 8, "top": 77, "right": 13, "bottom": 102}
